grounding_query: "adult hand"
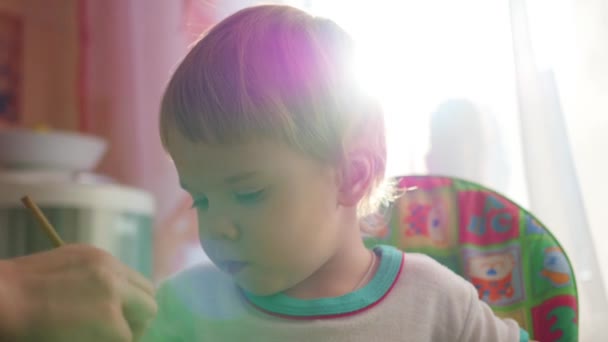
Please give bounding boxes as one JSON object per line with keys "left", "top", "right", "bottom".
{"left": 0, "top": 244, "right": 157, "bottom": 341}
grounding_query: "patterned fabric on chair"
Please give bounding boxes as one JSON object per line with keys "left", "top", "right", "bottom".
{"left": 363, "top": 175, "right": 578, "bottom": 341}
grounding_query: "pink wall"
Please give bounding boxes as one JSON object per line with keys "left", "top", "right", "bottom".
{"left": 0, "top": 0, "right": 80, "bottom": 130}
{"left": 80, "top": 0, "right": 217, "bottom": 280}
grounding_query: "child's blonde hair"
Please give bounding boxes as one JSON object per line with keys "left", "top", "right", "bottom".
{"left": 160, "top": 5, "right": 389, "bottom": 217}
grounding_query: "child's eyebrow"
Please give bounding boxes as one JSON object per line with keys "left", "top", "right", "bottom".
{"left": 178, "top": 172, "right": 260, "bottom": 192}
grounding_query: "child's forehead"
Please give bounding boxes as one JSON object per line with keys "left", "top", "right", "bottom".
{"left": 168, "top": 131, "right": 318, "bottom": 181}
{"left": 167, "top": 125, "right": 266, "bottom": 154}
{"left": 171, "top": 143, "right": 278, "bottom": 191}
{"left": 169, "top": 137, "right": 281, "bottom": 168}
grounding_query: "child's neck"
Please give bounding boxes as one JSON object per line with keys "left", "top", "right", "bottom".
{"left": 283, "top": 216, "right": 377, "bottom": 300}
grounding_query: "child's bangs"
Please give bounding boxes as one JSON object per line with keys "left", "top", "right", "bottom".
{"left": 159, "top": 50, "right": 297, "bottom": 147}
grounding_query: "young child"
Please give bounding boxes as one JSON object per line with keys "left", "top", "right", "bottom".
{"left": 143, "top": 5, "right": 531, "bottom": 341}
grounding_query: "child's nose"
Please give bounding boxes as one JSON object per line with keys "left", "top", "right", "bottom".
{"left": 201, "top": 216, "right": 240, "bottom": 241}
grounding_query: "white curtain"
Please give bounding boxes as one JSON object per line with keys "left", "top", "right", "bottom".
{"left": 511, "top": 0, "right": 608, "bottom": 339}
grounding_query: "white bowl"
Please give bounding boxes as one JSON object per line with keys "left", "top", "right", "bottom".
{"left": 0, "top": 129, "right": 107, "bottom": 171}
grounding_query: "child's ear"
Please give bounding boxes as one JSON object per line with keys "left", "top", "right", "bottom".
{"left": 337, "top": 151, "right": 373, "bottom": 207}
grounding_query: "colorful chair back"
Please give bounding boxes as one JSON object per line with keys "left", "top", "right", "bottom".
{"left": 363, "top": 175, "right": 578, "bottom": 341}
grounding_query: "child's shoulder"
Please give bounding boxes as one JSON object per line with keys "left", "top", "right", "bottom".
{"left": 400, "top": 252, "right": 475, "bottom": 298}
{"left": 403, "top": 252, "right": 463, "bottom": 280}
{"left": 399, "top": 253, "right": 524, "bottom": 341}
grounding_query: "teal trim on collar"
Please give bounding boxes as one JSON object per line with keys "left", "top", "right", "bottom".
{"left": 243, "top": 245, "right": 403, "bottom": 317}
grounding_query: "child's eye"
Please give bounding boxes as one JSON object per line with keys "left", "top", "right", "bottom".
{"left": 191, "top": 197, "right": 209, "bottom": 211}
{"left": 234, "top": 189, "right": 266, "bottom": 204}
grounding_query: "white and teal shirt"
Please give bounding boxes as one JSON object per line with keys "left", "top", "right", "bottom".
{"left": 143, "top": 245, "right": 529, "bottom": 341}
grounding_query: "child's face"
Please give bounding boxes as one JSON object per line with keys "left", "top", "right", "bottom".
{"left": 167, "top": 130, "right": 347, "bottom": 295}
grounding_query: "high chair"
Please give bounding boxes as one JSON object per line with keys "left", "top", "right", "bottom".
{"left": 363, "top": 175, "right": 578, "bottom": 341}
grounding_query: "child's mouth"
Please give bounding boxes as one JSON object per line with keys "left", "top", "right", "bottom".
{"left": 218, "top": 261, "right": 248, "bottom": 274}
